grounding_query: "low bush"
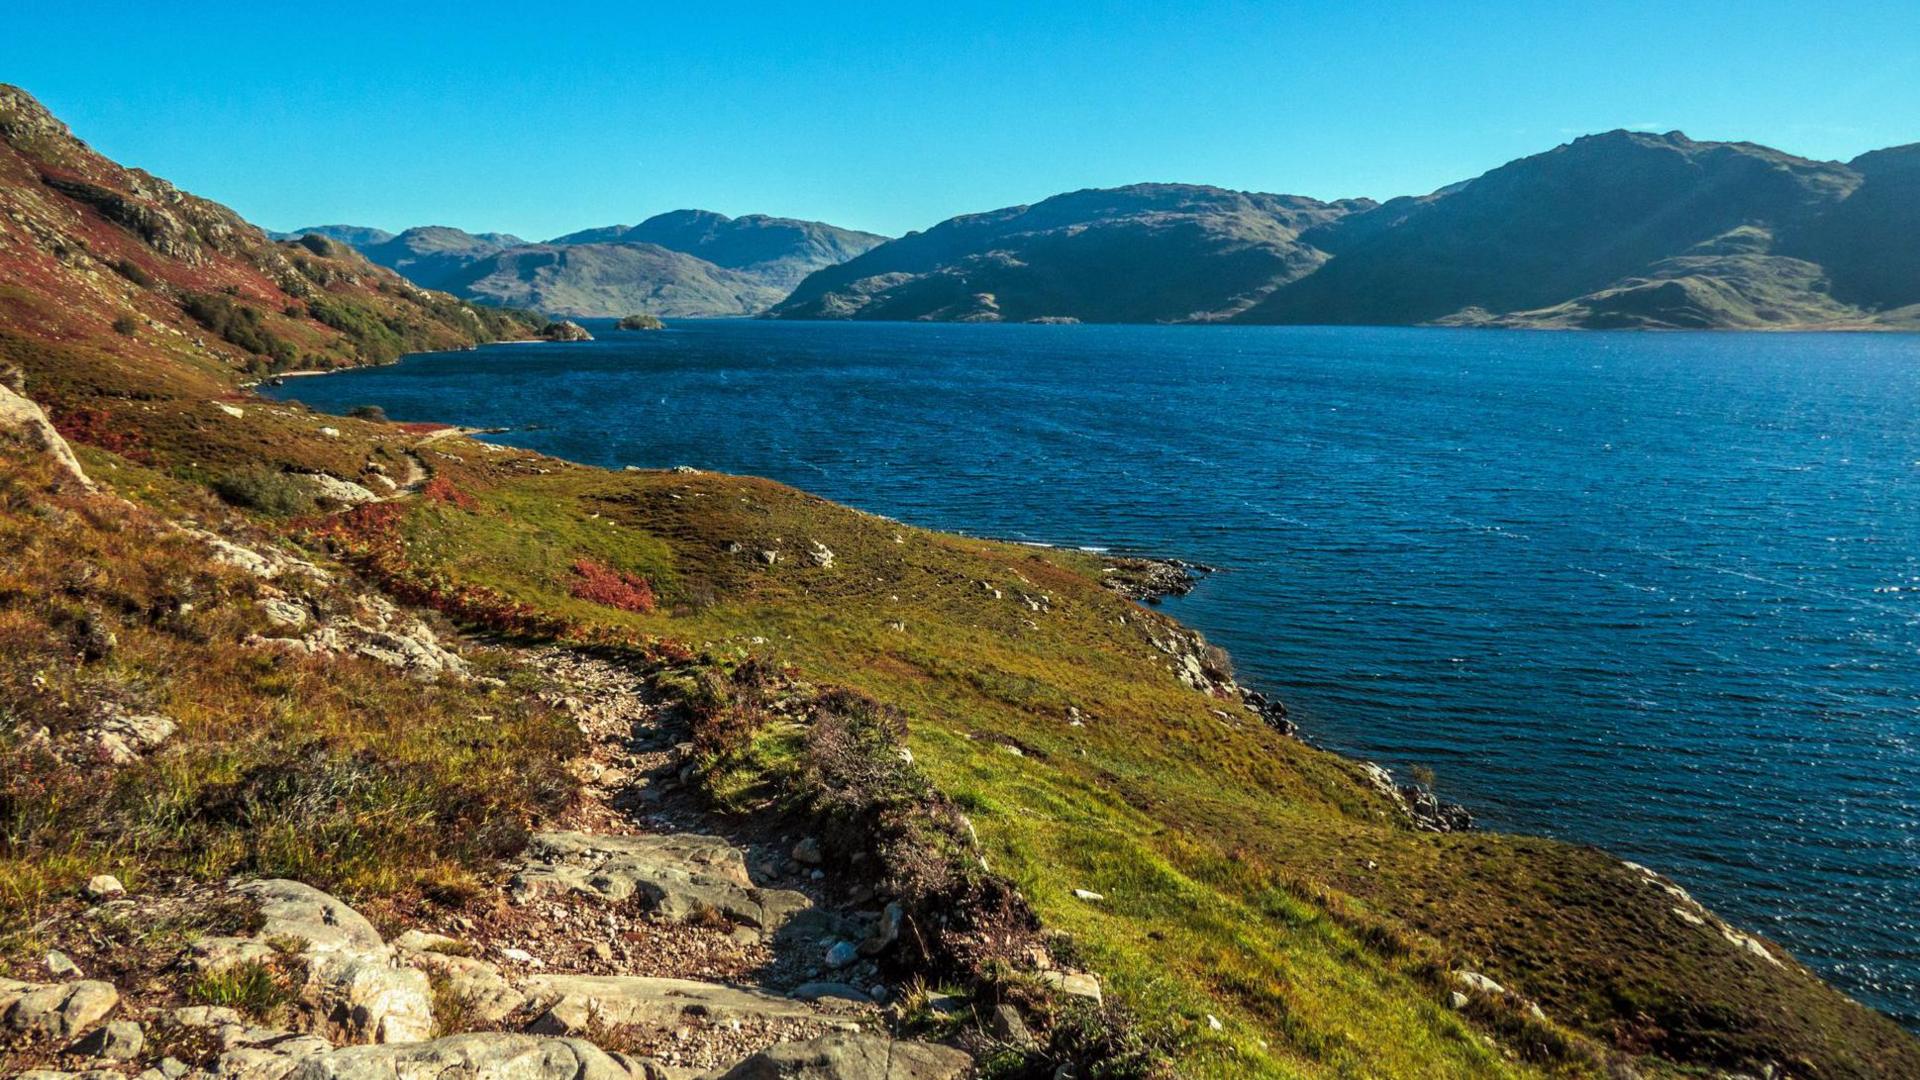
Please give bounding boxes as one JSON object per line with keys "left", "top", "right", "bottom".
{"left": 211, "top": 465, "right": 313, "bottom": 517}
{"left": 568, "top": 558, "right": 655, "bottom": 613}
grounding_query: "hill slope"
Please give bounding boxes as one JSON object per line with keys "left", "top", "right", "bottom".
{"left": 3, "top": 84, "right": 1919, "bottom": 1079}
{"left": 773, "top": 133, "right": 1920, "bottom": 329}
{"left": 771, "top": 184, "right": 1372, "bottom": 323}
{"left": 443, "top": 241, "right": 788, "bottom": 318}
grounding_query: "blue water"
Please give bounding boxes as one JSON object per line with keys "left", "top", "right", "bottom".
{"left": 271, "top": 319, "right": 1920, "bottom": 1027}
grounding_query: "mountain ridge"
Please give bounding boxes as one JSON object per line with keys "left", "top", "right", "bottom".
{"left": 770, "top": 130, "right": 1920, "bottom": 329}
{"left": 286, "top": 209, "right": 887, "bottom": 318}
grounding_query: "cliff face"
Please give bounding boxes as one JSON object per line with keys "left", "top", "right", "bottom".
{"left": 2, "top": 84, "right": 1919, "bottom": 1080}
{"left": 774, "top": 133, "right": 1920, "bottom": 329}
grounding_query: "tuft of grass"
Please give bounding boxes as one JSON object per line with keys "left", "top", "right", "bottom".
{"left": 187, "top": 960, "right": 295, "bottom": 1022}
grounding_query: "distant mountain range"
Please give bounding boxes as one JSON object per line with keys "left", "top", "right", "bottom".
{"left": 278, "top": 213, "right": 887, "bottom": 318}
{"left": 770, "top": 131, "right": 1920, "bottom": 330}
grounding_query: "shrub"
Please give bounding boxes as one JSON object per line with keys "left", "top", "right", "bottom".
{"left": 421, "top": 476, "right": 476, "bottom": 510}
{"left": 569, "top": 558, "right": 655, "bottom": 613}
{"left": 112, "top": 258, "right": 155, "bottom": 287}
{"left": 112, "top": 314, "right": 139, "bottom": 336}
{"left": 181, "top": 291, "right": 297, "bottom": 368}
{"left": 347, "top": 404, "right": 388, "bottom": 422}
{"left": 211, "top": 465, "right": 313, "bottom": 517}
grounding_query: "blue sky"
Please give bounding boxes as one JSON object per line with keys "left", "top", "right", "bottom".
{"left": 5, "top": 2, "right": 1915, "bottom": 239}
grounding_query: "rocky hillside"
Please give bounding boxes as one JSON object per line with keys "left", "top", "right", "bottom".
{"left": 771, "top": 184, "right": 1372, "bottom": 323}
{"left": 291, "top": 210, "right": 887, "bottom": 318}
{"left": 4, "top": 83, "right": 1920, "bottom": 1080}
{"left": 551, "top": 209, "right": 888, "bottom": 292}
{"left": 443, "top": 241, "right": 789, "bottom": 320}
{"left": 772, "top": 133, "right": 1920, "bottom": 329}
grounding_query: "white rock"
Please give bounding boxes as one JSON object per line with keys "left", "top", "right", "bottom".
{"left": 84, "top": 874, "right": 125, "bottom": 900}
{"left": 1072, "top": 889, "right": 1105, "bottom": 902}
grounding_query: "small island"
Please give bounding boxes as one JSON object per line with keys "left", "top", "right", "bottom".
{"left": 539, "top": 318, "right": 594, "bottom": 341}
{"left": 617, "top": 313, "right": 665, "bottom": 331}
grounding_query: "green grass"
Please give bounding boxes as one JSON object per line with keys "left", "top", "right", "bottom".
{"left": 321, "top": 446, "right": 1920, "bottom": 1080}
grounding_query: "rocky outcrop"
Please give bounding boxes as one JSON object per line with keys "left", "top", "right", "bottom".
{"left": 521, "top": 975, "right": 823, "bottom": 1035}
{"left": 511, "top": 832, "right": 811, "bottom": 932}
{"left": 0, "top": 380, "right": 95, "bottom": 490}
{"left": 189, "top": 880, "right": 434, "bottom": 1045}
{"left": 247, "top": 590, "right": 471, "bottom": 682}
{"left": 1357, "top": 763, "right": 1473, "bottom": 833}
{"left": 294, "top": 474, "right": 378, "bottom": 507}
{"left": 708, "top": 1032, "right": 971, "bottom": 1080}
{"left": 281, "top": 1033, "right": 657, "bottom": 1080}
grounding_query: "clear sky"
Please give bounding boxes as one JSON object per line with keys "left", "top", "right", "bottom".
{"left": 5, "top": 1, "right": 1915, "bottom": 240}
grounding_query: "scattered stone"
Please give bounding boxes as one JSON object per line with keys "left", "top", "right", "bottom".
{"left": 858, "top": 902, "right": 902, "bottom": 957}
{"left": 1451, "top": 970, "right": 1507, "bottom": 997}
{"left": 809, "top": 541, "right": 835, "bottom": 568}
{"left": 46, "top": 950, "right": 81, "bottom": 977}
{"left": 989, "top": 1003, "right": 1035, "bottom": 1048}
{"left": 63, "top": 710, "right": 176, "bottom": 766}
{"left": 216, "top": 403, "right": 245, "bottom": 419}
{"left": 84, "top": 874, "right": 125, "bottom": 900}
{"left": 73, "top": 1018, "right": 143, "bottom": 1060}
{"left": 0, "top": 978, "right": 119, "bottom": 1040}
{"left": 259, "top": 598, "right": 310, "bottom": 630}
{"left": 1206, "top": 1013, "right": 1223, "bottom": 1031}
{"left": 317, "top": 426, "right": 340, "bottom": 438}
{"left": 1448, "top": 991, "right": 1470, "bottom": 1010}
{"left": 1072, "top": 889, "right": 1104, "bottom": 902}
{"left": 759, "top": 550, "right": 780, "bottom": 566}
{"left": 824, "top": 941, "right": 859, "bottom": 969}
{"left": 792, "top": 837, "right": 823, "bottom": 866}
{"left": 1038, "top": 971, "right": 1102, "bottom": 1004}
{"left": 790, "top": 982, "right": 870, "bottom": 1004}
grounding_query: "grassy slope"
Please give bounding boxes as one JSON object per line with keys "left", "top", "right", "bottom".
{"left": 3, "top": 81, "right": 1917, "bottom": 1079}
{"left": 361, "top": 453, "right": 1920, "bottom": 1079}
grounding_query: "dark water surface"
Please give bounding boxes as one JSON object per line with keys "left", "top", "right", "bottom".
{"left": 271, "top": 320, "right": 1920, "bottom": 1026}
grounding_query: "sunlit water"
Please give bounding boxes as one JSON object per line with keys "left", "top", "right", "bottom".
{"left": 271, "top": 319, "right": 1920, "bottom": 1026}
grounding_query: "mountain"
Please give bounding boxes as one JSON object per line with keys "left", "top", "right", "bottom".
{"left": 1245, "top": 130, "right": 1895, "bottom": 329}
{"left": 773, "top": 132, "right": 1920, "bottom": 330}
{"left": 549, "top": 208, "right": 888, "bottom": 291}
{"left": 270, "top": 223, "right": 395, "bottom": 247}
{"left": 771, "top": 184, "right": 1374, "bottom": 323}
{"left": 443, "top": 240, "right": 787, "bottom": 318}
{"left": 346, "top": 225, "right": 529, "bottom": 292}
{"left": 290, "top": 210, "right": 886, "bottom": 317}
